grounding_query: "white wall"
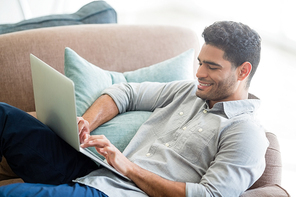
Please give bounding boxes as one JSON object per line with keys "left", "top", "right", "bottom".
{"left": 1, "top": 0, "right": 295, "bottom": 51}
{"left": 0, "top": 0, "right": 94, "bottom": 23}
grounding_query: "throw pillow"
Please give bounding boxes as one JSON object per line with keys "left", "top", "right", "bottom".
{"left": 123, "top": 49, "right": 194, "bottom": 83}
{"left": 0, "top": 1, "right": 117, "bottom": 35}
{"left": 64, "top": 47, "right": 194, "bottom": 154}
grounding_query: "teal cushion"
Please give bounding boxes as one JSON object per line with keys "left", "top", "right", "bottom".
{"left": 88, "top": 111, "right": 152, "bottom": 158}
{"left": 64, "top": 47, "right": 194, "bottom": 154}
{"left": 0, "top": 1, "right": 117, "bottom": 35}
{"left": 64, "top": 48, "right": 126, "bottom": 117}
{"left": 123, "top": 49, "right": 194, "bottom": 83}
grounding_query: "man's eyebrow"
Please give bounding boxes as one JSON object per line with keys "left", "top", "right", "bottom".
{"left": 197, "top": 58, "right": 222, "bottom": 67}
{"left": 204, "top": 61, "right": 222, "bottom": 67}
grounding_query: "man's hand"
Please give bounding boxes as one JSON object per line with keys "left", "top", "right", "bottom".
{"left": 80, "top": 135, "right": 186, "bottom": 197}
{"left": 77, "top": 117, "right": 91, "bottom": 144}
{"left": 80, "top": 135, "right": 133, "bottom": 176}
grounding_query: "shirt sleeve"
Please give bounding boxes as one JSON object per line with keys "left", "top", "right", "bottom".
{"left": 186, "top": 120, "right": 269, "bottom": 197}
{"left": 101, "top": 80, "right": 195, "bottom": 113}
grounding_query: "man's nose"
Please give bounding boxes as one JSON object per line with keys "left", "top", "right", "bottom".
{"left": 196, "top": 65, "right": 207, "bottom": 78}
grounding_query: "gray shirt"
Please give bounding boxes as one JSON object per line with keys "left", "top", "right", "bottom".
{"left": 74, "top": 80, "right": 269, "bottom": 197}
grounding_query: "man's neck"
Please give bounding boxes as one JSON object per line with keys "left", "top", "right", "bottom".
{"left": 208, "top": 91, "right": 249, "bottom": 109}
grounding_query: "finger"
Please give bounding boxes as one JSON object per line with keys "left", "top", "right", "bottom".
{"left": 77, "top": 117, "right": 83, "bottom": 130}
{"left": 85, "top": 135, "right": 109, "bottom": 142}
{"left": 77, "top": 121, "right": 85, "bottom": 135}
{"left": 80, "top": 135, "right": 110, "bottom": 148}
{"left": 96, "top": 148, "right": 108, "bottom": 157}
{"left": 77, "top": 117, "right": 90, "bottom": 135}
{"left": 80, "top": 133, "right": 90, "bottom": 144}
{"left": 77, "top": 117, "right": 83, "bottom": 123}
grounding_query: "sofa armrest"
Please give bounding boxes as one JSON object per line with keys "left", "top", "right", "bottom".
{"left": 0, "top": 178, "right": 23, "bottom": 186}
{"left": 27, "top": 112, "right": 37, "bottom": 119}
{"left": 0, "top": 157, "right": 24, "bottom": 186}
{"left": 240, "top": 184, "right": 290, "bottom": 197}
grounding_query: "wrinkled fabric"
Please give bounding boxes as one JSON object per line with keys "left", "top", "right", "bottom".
{"left": 77, "top": 80, "right": 269, "bottom": 197}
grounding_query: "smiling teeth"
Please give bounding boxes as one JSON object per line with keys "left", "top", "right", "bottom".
{"left": 200, "top": 83, "right": 211, "bottom": 86}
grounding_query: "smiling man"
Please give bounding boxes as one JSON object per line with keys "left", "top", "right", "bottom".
{"left": 0, "top": 21, "right": 268, "bottom": 197}
{"left": 196, "top": 44, "right": 249, "bottom": 108}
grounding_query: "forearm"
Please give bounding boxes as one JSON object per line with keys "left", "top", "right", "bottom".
{"left": 82, "top": 94, "right": 119, "bottom": 132}
{"left": 80, "top": 135, "right": 186, "bottom": 197}
{"left": 127, "top": 163, "right": 186, "bottom": 197}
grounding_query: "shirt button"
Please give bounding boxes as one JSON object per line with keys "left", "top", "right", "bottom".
{"left": 182, "top": 126, "right": 187, "bottom": 130}
{"left": 165, "top": 143, "right": 170, "bottom": 147}
{"left": 146, "top": 153, "right": 151, "bottom": 157}
{"left": 203, "top": 109, "right": 207, "bottom": 114}
{"left": 179, "top": 112, "right": 184, "bottom": 116}
{"left": 198, "top": 128, "right": 203, "bottom": 132}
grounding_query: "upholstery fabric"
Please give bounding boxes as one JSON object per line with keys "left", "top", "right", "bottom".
{"left": 123, "top": 49, "right": 194, "bottom": 83}
{"left": 240, "top": 184, "right": 290, "bottom": 197}
{"left": 0, "top": 25, "right": 199, "bottom": 112}
{"left": 0, "top": 1, "right": 117, "bottom": 35}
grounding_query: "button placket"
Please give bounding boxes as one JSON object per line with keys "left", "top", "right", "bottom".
{"left": 146, "top": 144, "right": 158, "bottom": 157}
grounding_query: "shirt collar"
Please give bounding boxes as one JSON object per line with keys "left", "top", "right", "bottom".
{"left": 206, "top": 98, "right": 261, "bottom": 119}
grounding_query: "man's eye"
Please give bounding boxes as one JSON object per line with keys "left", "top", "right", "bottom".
{"left": 209, "top": 67, "right": 218, "bottom": 70}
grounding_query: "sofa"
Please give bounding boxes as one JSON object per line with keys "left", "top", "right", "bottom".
{"left": 0, "top": 24, "right": 290, "bottom": 196}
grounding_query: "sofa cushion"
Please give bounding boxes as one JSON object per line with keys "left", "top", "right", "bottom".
{"left": 64, "top": 47, "right": 194, "bottom": 155}
{"left": 240, "top": 184, "right": 290, "bottom": 197}
{"left": 123, "top": 49, "right": 194, "bottom": 83}
{"left": 0, "top": 1, "right": 117, "bottom": 35}
{"left": 64, "top": 47, "right": 126, "bottom": 117}
{"left": 64, "top": 47, "right": 195, "bottom": 117}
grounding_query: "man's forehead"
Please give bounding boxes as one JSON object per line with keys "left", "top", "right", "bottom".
{"left": 198, "top": 44, "right": 225, "bottom": 61}
{"left": 197, "top": 44, "right": 234, "bottom": 68}
{"left": 199, "top": 44, "right": 224, "bottom": 57}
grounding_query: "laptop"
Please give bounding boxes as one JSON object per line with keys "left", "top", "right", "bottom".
{"left": 30, "top": 54, "right": 129, "bottom": 180}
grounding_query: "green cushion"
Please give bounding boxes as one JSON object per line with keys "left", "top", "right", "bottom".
{"left": 64, "top": 47, "right": 194, "bottom": 155}
{"left": 64, "top": 48, "right": 126, "bottom": 117}
{"left": 123, "top": 49, "right": 194, "bottom": 83}
{"left": 0, "top": 1, "right": 117, "bottom": 35}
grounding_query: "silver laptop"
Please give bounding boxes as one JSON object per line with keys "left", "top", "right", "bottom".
{"left": 30, "top": 54, "right": 129, "bottom": 180}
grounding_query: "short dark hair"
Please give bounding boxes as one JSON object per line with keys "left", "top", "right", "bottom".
{"left": 202, "top": 21, "right": 261, "bottom": 87}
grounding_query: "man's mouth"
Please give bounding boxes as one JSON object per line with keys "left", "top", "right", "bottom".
{"left": 199, "top": 83, "right": 211, "bottom": 86}
{"left": 198, "top": 81, "right": 213, "bottom": 90}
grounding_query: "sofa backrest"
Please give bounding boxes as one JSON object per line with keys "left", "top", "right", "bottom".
{"left": 249, "top": 132, "right": 282, "bottom": 189}
{"left": 0, "top": 24, "right": 200, "bottom": 112}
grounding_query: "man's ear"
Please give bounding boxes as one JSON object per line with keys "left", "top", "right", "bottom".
{"left": 237, "top": 62, "right": 252, "bottom": 81}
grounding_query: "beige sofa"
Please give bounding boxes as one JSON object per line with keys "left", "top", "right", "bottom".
{"left": 0, "top": 24, "right": 290, "bottom": 196}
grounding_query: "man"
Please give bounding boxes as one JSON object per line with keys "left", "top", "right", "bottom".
{"left": 0, "top": 21, "right": 268, "bottom": 197}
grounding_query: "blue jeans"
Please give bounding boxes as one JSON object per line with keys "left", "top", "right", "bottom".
{"left": 0, "top": 183, "right": 107, "bottom": 197}
{"left": 0, "top": 103, "right": 107, "bottom": 196}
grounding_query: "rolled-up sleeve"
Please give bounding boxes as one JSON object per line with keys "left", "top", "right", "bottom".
{"left": 101, "top": 80, "right": 194, "bottom": 114}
